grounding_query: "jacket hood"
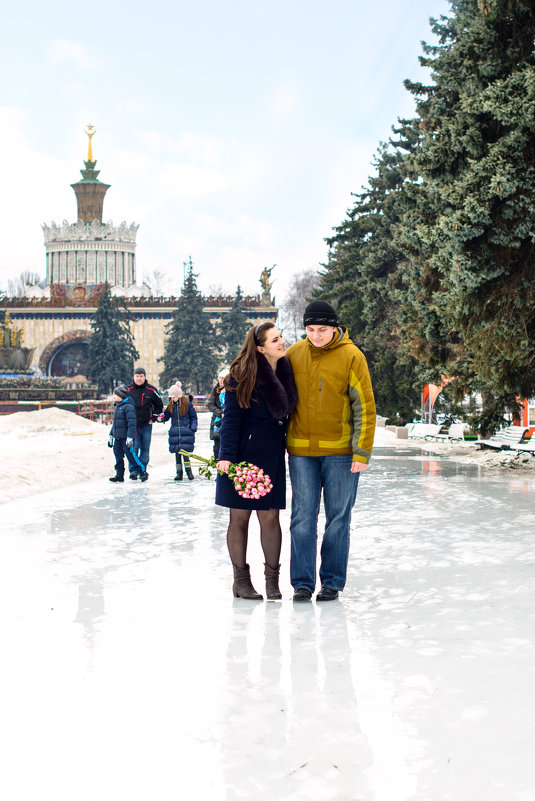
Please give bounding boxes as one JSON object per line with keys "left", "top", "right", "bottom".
{"left": 305, "top": 326, "right": 351, "bottom": 354}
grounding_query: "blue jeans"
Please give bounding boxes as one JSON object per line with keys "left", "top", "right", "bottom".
{"left": 289, "top": 454, "right": 360, "bottom": 592}
{"left": 129, "top": 423, "right": 152, "bottom": 473}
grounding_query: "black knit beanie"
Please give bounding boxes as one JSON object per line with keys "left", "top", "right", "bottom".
{"left": 113, "top": 385, "right": 128, "bottom": 399}
{"left": 303, "top": 300, "right": 338, "bottom": 327}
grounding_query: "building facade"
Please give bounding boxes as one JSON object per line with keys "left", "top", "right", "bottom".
{"left": 1, "top": 130, "right": 277, "bottom": 387}
{"left": 1, "top": 293, "right": 277, "bottom": 384}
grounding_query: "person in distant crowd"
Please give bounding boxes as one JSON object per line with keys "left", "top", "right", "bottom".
{"left": 207, "top": 368, "right": 229, "bottom": 459}
{"left": 286, "top": 300, "right": 376, "bottom": 602}
{"left": 160, "top": 382, "right": 198, "bottom": 480}
{"left": 108, "top": 385, "right": 148, "bottom": 483}
{"left": 216, "top": 323, "right": 297, "bottom": 601}
{"left": 126, "top": 367, "right": 163, "bottom": 480}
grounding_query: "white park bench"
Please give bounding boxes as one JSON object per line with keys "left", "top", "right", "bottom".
{"left": 476, "top": 425, "right": 529, "bottom": 450}
{"left": 433, "top": 422, "right": 467, "bottom": 442}
{"left": 513, "top": 437, "right": 535, "bottom": 454}
{"left": 407, "top": 423, "right": 443, "bottom": 440}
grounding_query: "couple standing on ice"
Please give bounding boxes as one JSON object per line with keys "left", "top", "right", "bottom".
{"left": 214, "top": 300, "right": 376, "bottom": 603}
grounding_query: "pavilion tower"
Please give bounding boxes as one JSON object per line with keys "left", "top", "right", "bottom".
{"left": 70, "top": 124, "right": 110, "bottom": 222}
{"left": 42, "top": 126, "right": 139, "bottom": 291}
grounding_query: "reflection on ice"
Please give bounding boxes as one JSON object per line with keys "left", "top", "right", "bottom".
{"left": 1, "top": 427, "right": 534, "bottom": 800}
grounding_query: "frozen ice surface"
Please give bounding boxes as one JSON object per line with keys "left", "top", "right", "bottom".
{"left": 1, "top": 418, "right": 535, "bottom": 801}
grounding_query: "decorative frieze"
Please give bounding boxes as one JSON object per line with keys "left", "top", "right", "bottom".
{"left": 42, "top": 220, "right": 139, "bottom": 244}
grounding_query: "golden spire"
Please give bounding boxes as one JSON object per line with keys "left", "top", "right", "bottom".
{"left": 84, "top": 124, "right": 96, "bottom": 162}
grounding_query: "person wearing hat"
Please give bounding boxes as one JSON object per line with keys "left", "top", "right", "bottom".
{"left": 159, "top": 381, "right": 198, "bottom": 480}
{"left": 286, "top": 300, "right": 376, "bottom": 601}
{"left": 206, "top": 368, "right": 230, "bottom": 459}
{"left": 126, "top": 367, "right": 163, "bottom": 480}
{"left": 108, "top": 385, "right": 148, "bottom": 482}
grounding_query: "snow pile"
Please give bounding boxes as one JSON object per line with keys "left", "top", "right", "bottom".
{"left": 0, "top": 406, "right": 96, "bottom": 435}
{"left": 0, "top": 407, "right": 173, "bottom": 503}
{"left": 472, "top": 448, "right": 535, "bottom": 470}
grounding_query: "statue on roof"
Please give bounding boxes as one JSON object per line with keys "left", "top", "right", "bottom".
{"left": 260, "top": 265, "right": 275, "bottom": 295}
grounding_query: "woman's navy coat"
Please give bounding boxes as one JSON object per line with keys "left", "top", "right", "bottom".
{"left": 110, "top": 397, "right": 137, "bottom": 440}
{"left": 215, "top": 356, "right": 297, "bottom": 511}
{"left": 162, "top": 399, "right": 198, "bottom": 453}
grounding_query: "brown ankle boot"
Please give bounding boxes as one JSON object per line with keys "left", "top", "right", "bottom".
{"left": 264, "top": 563, "right": 282, "bottom": 599}
{"left": 232, "top": 564, "right": 263, "bottom": 600}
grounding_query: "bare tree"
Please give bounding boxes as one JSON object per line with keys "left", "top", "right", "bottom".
{"left": 206, "top": 283, "right": 225, "bottom": 297}
{"left": 142, "top": 268, "right": 172, "bottom": 297}
{"left": 7, "top": 271, "right": 46, "bottom": 297}
{"left": 278, "top": 268, "right": 322, "bottom": 343}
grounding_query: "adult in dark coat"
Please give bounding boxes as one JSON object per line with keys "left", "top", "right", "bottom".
{"left": 161, "top": 381, "right": 198, "bottom": 480}
{"left": 108, "top": 385, "right": 148, "bottom": 482}
{"left": 206, "top": 367, "right": 229, "bottom": 459}
{"left": 126, "top": 367, "right": 163, "bottom": 480}
{"left": 216, "top": 322, "right": 297, "bottom": 600}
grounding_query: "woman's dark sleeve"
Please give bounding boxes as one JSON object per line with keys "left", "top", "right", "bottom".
{"left": 218, "top": 389, "right": 242, "bottom": 463}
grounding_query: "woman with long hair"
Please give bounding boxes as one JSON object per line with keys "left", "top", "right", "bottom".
{"left": 216, "top": 322, "right": 297, "bottom": 600}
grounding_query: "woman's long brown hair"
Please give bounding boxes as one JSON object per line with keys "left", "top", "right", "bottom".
{"left": 225, "top": 322, "right": 275, "bottom": 408}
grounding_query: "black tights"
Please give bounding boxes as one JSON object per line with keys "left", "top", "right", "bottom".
{"left": 175, "top": 453, "right": 191, "bottom": 468}
{"left": 227, "top": 508, "right": 282, "bottom": 569}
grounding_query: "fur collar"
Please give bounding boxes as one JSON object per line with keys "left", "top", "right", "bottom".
{"left": 255, "top": 355, "right": 298, "bottom": 420}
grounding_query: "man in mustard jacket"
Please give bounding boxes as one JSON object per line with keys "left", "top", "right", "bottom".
{"left": 286, "top": 301, "right": 376, "bottom": 601}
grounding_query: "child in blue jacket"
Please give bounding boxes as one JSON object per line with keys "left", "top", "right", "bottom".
{"left": 108, "top": 385, "right": 148, "bottom": 482}
{"left": 160, "top": 382, "right": 198, "bottom": 480}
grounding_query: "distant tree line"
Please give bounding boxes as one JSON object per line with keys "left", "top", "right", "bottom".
{"left": 314, "top": 0, "right": 535, "bottom": 432}
{"left": 85, "top": 260, "right": 254, "bottom": 396}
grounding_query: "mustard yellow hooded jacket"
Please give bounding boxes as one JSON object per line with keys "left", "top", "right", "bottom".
{"left": 286, "top": 327, "right": 376, "bottom": 463}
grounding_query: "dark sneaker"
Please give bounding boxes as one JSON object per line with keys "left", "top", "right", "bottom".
{"left": 109, "top": 475, "right": 124, "bottom": 483}
{"left": 316, "top": 587, "right": 339, "bottom": 601}
{"left": 293, "top": 587, "right": 312, "bottom": 601}
{"left": 129, "top": 473, "right": 138, "bottom": 480}
{"left": 140, "top": 472, "right": 149, "bottom": 482}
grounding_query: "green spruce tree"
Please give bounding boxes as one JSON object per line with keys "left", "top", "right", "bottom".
{"left": 319, "top": 0, "right": 535, "bottom": 431}
{"left": 159, "top": 258, "right": 219, "bottom": 393}
{"left": 86, "top": 284, "right": 139, "bottom": 395}
{"left": 400, "top": 0, "right": 535, "bottom": 428}
{"left": 217, "top": 285, "right": 251, "bottom": 364}
{"left": 317, "top": 130, "right": 422, "bottom": 423}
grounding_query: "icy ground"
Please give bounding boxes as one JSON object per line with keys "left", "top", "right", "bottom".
{"left": 1, "top": 417, "right": 534, "bottom": 801}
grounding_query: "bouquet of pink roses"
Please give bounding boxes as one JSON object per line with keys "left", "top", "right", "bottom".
{"left": 231, "top": 463, "right": 273, "bottom": 499}
{"left": 179, "top": 450, "right": 273, "bottom": 499}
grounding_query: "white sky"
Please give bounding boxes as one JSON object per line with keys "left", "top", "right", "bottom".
{"left": 0, "top": 0, "right": 450, "bottom": 301}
